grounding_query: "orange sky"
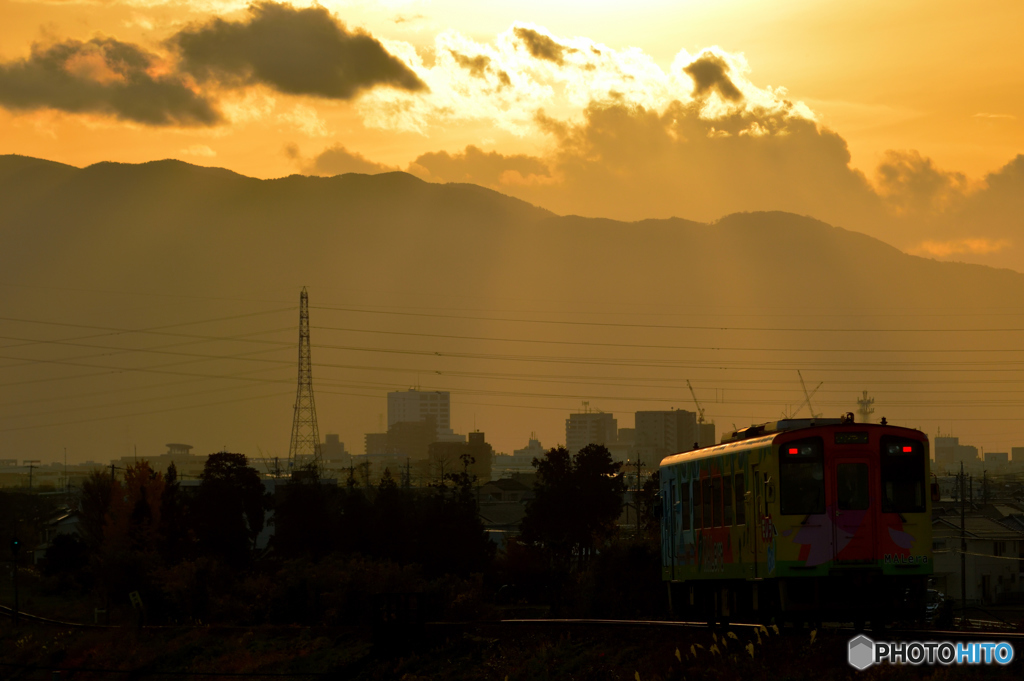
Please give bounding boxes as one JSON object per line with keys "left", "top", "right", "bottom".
{"left": 1, "top": 0, "right": 1020, "bottom": 182}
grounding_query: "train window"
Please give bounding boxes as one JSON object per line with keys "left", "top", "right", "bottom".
{"left": 679, "top": 480, "right": 691, "bottom": 532}
{"left": 723, "top": 474, "right": 734, "bottom": 526}
{"left": 734, "top": 474, "right": 746, "bottom": 525}
{"left": 836, "top": 463, "right": 870, "bottom": 510}
{"left": 880, "top": 436, "right": 926, "bottom": 513}
{"left": 779, "top": 437, "right": 825, "bottom": 515}
{"left": 713, "top": 476, "right": 723, "bottom": 527}
{"left": 702, "top": 477, "right": 713, "bottom": 528}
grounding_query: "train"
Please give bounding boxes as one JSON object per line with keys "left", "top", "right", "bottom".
{"left": 659, "top": 414, "right": 935, "bottom": 628}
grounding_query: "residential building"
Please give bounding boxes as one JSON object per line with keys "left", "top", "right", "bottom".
{"left": 931, "top": 515, "right": 1024, "bottom": 604}
{"left": 388, "top": 389, "right": 463, "bottom": 441}
{"left": 633, "top": 409, "right": 715, "bottom": 464}
{"left": 934, "top": 436, "right": 980, "bottom": 475}
{"left": 427, "top": 431, "right": 493, "bottom": 484}
{"left": 566, "top": 411, "right": 617, "bottom": 454}
{"left": 320, "top": 433, "right": 350, "bottom": 467}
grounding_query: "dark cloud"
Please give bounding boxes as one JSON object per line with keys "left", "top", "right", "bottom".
{"left": 451, "top": 51, "right": 491, "bottom": 78}
{"left": 0, "top": 38, "right": 221, "bottom": 126}
{"left": 171, "top": 1, "right": 426, "bottom": 100}
{"left": 683, "top": 53, "right": 744, "bottom": 102}
{"left": 411, "top": 145, "right": 552, "bottom": 186}
{"left": 876, "top": 150, "right": 968, "bottom": 216}
{"left": 513, "top": 27, "right": 576, "bottom": 65}
{"left": 299, "top": 144, "right": 396, "bottom": 175}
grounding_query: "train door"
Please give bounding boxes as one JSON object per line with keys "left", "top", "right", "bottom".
{"left": 832, "top": 455, "right": 876, "bottom": 560}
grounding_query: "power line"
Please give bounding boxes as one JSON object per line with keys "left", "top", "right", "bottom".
{"left": 310, "top": 304, "right": 1024, "bottom": 333}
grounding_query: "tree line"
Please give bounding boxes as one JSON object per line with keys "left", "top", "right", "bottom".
{"left": 10, "top": 443, "right": 667, "bottom": 624}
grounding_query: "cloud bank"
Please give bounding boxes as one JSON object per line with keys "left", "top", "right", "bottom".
{"left": 0, "top": 38, "right": 221, "bottom": 126}
{"left": 171, "top": 2, "right": 426, "bottom": 100}
{"left": 0, "top": 2, "right": 423, "bottom": 126}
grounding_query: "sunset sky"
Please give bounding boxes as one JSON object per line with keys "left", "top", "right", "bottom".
{"left": 1, "top": 0, "right": 1022, "bottom": 265}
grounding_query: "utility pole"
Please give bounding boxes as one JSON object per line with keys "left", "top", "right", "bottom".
{"left": 9, "top": 537, "right": 20, "bottom": 625}
{"left": 24, "top": 460, "right": 40, "bottom": 490}
{"left": 635, "top": 457, "right": 645, "bottom": 534}
{"left": 960, "top": 462, "right": 967, "bottom": 621}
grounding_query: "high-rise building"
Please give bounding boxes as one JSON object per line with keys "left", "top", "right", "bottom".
{"left": 388, "top": 389, "right": 452, "bottom": 437}
{"left": 934, "top": 436, "right": 980, "bottom": 473}
{"left": 565, "top": 411, "right": 617, "bottom": 454}
{"left": 634, "top": 409, "right": 711, "bottom": 463}
{"left": 320, "top": 434, "right": 350, "bottom": 466}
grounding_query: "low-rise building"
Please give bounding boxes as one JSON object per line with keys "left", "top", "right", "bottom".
{"left": 931, "top": 515, "right": 1024, "bottom": 605}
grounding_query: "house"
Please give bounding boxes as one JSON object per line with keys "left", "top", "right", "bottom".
{"left": 931, "top": 515, "right": 1024, "bottom": 605}
{"left": 33, "top": 508, "right": 83, "bottom": 564}
{"left": 478, "top": 478, "right": 531, "bottom": 503}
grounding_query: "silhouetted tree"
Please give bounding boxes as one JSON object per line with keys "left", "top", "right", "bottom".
{"left": 521, "top": 444, "right": 624, "bottom": 571}
{"left": 372, "top": 468, "right": 408, "bottom": 561}
{"left": 79, "top": 469, "right": 113, "bottom": 551}
{"left": 415, "top": 454, "right": 494, "bottom": 576}
{"left": 158, "top": 462, "right": 189, "bottom": 564}
{"left": 190, "top": 452, "right": 269, "bottom": 567}
{"left": 272, "top": 464, "right": 338, "bottom": 559}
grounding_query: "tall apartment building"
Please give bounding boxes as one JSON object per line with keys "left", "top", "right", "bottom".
{"left": 387, "top": 389, "right": 463, "bottom": 441}
{"left": 934, "top": 436, "right": 980, "bottom": 473}
{"left": 633, "top": 409, "right": 715, "bottom": 463}
{"left": 389, "top": 389, "right": 449, "bottom": 431}
{"left": 565, "top": 411, "right": 618, "bottom": 454}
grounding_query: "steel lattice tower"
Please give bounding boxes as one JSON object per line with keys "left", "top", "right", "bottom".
{"left": 288, "top": 287, "right": 321, "bottom": 471}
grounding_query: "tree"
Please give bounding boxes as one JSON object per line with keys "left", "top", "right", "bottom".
{"left": 158, "top": 462, "right": 189, "bottom": 564}
{"left": 520, "top": 444, "right": 625, "bottom": 571}
{"left": 79, "top": 470, "right": 113, "bottom": 551}
{"left": 104, "top": 460, "right": 164, "bottom": 554}
{"left": 272, "top": 463, "right": 338, "bottom": 559}
{"left": 190, "top": 452, "right": 269, "bottom": 567}
{"left": 415, "top": 454, "right": 494, "bottom": 576}
{"left": 635, "top": 470, "right": 661, "bottom": 540}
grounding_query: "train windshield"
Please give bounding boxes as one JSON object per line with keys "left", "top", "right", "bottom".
{"left": 880, "top": 436, "right": 926, "bottom": 513}
{"left": 779, "top": 437, "right": 825, "bottom": 515}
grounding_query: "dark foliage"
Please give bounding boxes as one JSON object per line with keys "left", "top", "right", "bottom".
{"left": 157, "top": 462, "right": 189, "bottom": 564}
{"left": 190, "top": 452, "right": 270, "bottom": 567}
{"left": 520, "top": 444, "right": 624, "bottom": 571}
{"left": 78, "top": 470, "right": 112, "bottom": 551}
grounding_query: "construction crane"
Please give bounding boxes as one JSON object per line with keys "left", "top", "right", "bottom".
{"left": 796, "top": 370, "right": 823, "bottom": 419}
{"left": 686, "top": 380, "right": 706, "bottom": 424}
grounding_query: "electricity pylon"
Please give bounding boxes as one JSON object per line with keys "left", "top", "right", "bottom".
{"left": 856, "top": 390, "right": 875, "bottom": 423}
{"left": 288, "top": 287, "right": 321, "bottom": 472}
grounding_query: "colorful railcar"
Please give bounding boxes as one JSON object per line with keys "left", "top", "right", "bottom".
{"left": 660, "top": 416, "right": 933, "bottom": 625}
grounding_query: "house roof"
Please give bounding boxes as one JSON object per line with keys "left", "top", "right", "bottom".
{"left": 478, "top": 502, "right": 527, "bottom": 528}
{"left": 481, "top": 478, "right": 529, "bottom": 492}
{"left": 933, "top": 515, "right": 1024, "bottom": 539}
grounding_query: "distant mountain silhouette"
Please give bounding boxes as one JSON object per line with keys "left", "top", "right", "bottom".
{"left": 2, "top": 153, "right": 1023, "bottom": 462}
{"left": 4, "top": 151, "right": 1023, "bottom": 320}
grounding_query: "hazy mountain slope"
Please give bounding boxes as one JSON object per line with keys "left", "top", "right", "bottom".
{"left": 1, "top": 154, "right": 1023, "bottom": 462}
